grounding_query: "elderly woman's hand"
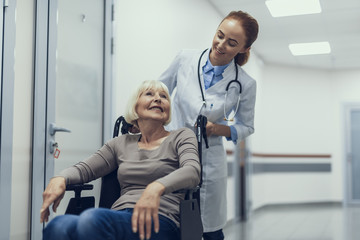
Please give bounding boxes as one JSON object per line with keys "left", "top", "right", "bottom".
{"left": 132, "top": 181, "right": 165, "bottom": 240}
{"left": 40, "top": 177, "right": 66, "bottom": 223}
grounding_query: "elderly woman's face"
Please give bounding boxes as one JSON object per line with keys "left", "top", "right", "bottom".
{"left": 136, "top": 88, "right": 170, "bottom": 124}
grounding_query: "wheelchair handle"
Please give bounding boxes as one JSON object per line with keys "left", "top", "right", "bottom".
{"left": 113, "top": 116, "right": 133, "bottom": 137}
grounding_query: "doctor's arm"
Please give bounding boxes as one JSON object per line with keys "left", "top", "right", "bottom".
{"left": 230, "top": 80, "right": 257, "bottom": 141}
{"left": 205, "top": 122, "right": 231, "bottom": 138}
{"left": 207, "top": 80, "right": 256, "bottom": 140}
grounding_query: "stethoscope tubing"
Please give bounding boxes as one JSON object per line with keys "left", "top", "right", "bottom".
{"left": 197, "top": 49, "right": 242, "bottom": 121}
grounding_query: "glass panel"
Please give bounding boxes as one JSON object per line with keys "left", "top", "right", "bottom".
{"left": 351, "top": 110, "right": 360, "bottom": 201}
{"left": 53, "top": 0, "right": 104, "bottom": 216}
{"left": 1, "top": 0, "right": 16, "bottom": 238}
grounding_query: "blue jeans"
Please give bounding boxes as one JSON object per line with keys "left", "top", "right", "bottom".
{"left": 43, "top": 208, "right": 180, "bottom": 240}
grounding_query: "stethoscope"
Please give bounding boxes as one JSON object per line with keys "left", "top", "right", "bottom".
{"left": 197, "top": 49, "right": 242, "bottom": 121}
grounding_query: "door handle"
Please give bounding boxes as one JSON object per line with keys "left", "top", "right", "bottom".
{"left": 49, "top": 123, "right": 71, "bottom": 154}
{"left": 49, "top": 123, "right": 71, "bottom": 136}
{"left": 49, "top": 140, "right": 58, "bottom": 154}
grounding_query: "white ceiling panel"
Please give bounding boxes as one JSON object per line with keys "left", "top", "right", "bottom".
{"left": 208, "top": 0, "right": 360, "bottom": 70}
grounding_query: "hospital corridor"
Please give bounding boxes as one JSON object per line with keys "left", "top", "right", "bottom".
{"left": 1, "top": 0, "right": 360, "bottom": 240}
{"left": 223, "top": 203, "right": 360, "bottom": 240}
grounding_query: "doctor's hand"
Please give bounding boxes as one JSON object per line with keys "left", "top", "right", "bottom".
{"left": 205, "top": 121, "right": 217, "bottom": 137}
{"left": 132, "top": 181, "right": 165, "bottom": 240}
{"left": 129, "top": 125, "right": 140, "bottom": 134}
{"left": 206, "top": 121, "right": 231, "bottom": 138}
{"left": 40, "top": 177, "right": 66, "bottom": 223}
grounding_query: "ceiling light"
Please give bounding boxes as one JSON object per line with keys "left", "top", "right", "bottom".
{"left": 265, "top": 0, "right": 322, "bottom": 17}
{"left": 289, "top": 42, "right": 331, "bottom": 56}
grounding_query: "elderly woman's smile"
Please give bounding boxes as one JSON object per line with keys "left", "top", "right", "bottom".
{"left": 136, "top": 88, "right": 170, "bottom": 124}
{"left": 149, "top": 105, "right": 164, "bottom": 112}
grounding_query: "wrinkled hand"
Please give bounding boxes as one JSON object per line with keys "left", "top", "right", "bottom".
{"left": 40, "top": 177, "right": 66, "bottom": 223}
{"left": 131, "top": 182, "right": 165, "bottom": 240}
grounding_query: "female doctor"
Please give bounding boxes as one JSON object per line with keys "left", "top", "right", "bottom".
{"left": 159, "top": 10, "right": 259, "bottom": 240}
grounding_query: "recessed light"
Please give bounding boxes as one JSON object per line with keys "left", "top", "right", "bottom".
{"left": 265, "top": 0, "right": 322, "bottom": 17}
{"left": 289, "top": 42, "right": 331, "bottom": 56}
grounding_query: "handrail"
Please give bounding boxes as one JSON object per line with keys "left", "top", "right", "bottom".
{"left": 251, "top": 153, "right": 331, "bottom": 158}
{"left": 225, "top": 150, "right": 331, "bottom": 158}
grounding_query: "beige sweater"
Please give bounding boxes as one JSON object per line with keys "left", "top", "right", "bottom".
{"left": 59, "top": 127, "right": 200, "bottom": 227}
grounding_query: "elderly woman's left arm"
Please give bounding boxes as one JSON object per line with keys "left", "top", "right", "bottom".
{"left": 131, "top": 128, "right": 200, "bottom": 239}
{"left": 154, "top": 128, "right": 201, "bottom": 194}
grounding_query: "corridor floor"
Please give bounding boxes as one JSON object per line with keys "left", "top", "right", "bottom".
{"left": 223, "top": 203, "right": 360, "bottom": 240}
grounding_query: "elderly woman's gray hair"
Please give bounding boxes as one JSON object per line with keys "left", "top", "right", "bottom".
{"left": 124, "top": 80, "right": 172, "bottom": 126}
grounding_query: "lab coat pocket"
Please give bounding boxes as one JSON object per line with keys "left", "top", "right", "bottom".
{"left": 202, "top": 144, "right": 227, "bottom": 180}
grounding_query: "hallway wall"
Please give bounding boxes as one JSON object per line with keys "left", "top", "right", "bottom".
{"left": 114, "top": 0, "right": 222, "bottom": 117}
{"left": 250, "top": 64, "right": 360, "bottom": 209}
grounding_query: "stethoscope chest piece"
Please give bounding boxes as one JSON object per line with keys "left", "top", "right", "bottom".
{"left": 197, "top": 49, "right": 242, "bottom": 122}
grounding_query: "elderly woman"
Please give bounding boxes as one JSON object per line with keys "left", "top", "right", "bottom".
{"left": 40, "top": 80, "right": 201, "bottom": 240}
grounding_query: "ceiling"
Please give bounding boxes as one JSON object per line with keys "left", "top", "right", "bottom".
{"left": 208, "top": 0, "right": 360, "bottom": 70}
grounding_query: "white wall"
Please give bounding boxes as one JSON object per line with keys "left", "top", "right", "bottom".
{"left": 254, "top": 64, "right": 336, "bottom": 153}
{"left": 11, "top": 0, "right": 35, "bottom": 239}
{"left": 250, "top": 64, "right": 360, "bottom": 209}
{"left": 114, "top": 0, "right": 222, "bottom": 117}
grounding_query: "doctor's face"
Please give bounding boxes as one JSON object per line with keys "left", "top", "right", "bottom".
{"left": 135, "top": 88, "right": 170, "bottom": 125}
{"left": 210, "top": 18, "right": 249, "bottom": 66}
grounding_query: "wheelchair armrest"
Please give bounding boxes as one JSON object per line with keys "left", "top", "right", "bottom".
{"left": 65, "top": 184, "right": 95, "bottom": 215}
{"left": 174, "top": 186, "right": 200, "bottom": 200}
{"left": 66, "top": 184, "right": 93, "bottom": 198}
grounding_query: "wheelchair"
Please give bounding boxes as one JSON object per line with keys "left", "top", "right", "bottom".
{"left": 64, "top": 115, "right": 208, "bottom": 240}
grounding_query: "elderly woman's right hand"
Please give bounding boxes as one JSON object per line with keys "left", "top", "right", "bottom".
{"left": 131, "top": 181, "right": 165, "bottom": 240}
{"left": 40, "top": 177, "right": 66, "bottom": 223}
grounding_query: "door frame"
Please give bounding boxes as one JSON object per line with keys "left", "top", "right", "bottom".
{"left": 343, "top": 102, "right": 360, "bottom": 206}
{"left": 30, "top": 1, "right": 114, "bottom": 239}
{"left": 0, "top": 0, "right": 16, "bottom": 239}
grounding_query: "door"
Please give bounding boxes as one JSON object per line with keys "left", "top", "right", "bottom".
{"left": 49, "top": 0, "right": 105, "bottom": 216}
{"left": 344, "top": 104, "right": 360, "bottom": 204}
{"left": 0, "top": 1, "right": 16, "bottom": 239}
{"left": 31, "top": 0, "right": 113, "bottom": 239}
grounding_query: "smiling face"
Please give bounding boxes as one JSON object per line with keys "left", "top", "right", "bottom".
{"left": 135, "top": 88, "right": 170, "bottom": 125}
{"left": 210, "top": 18, "right": 249, "bottom": 66}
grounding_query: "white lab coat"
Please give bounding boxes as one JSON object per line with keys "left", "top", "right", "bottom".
{"left": 159, "top": 49, "right": 256, "bottom": 232}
